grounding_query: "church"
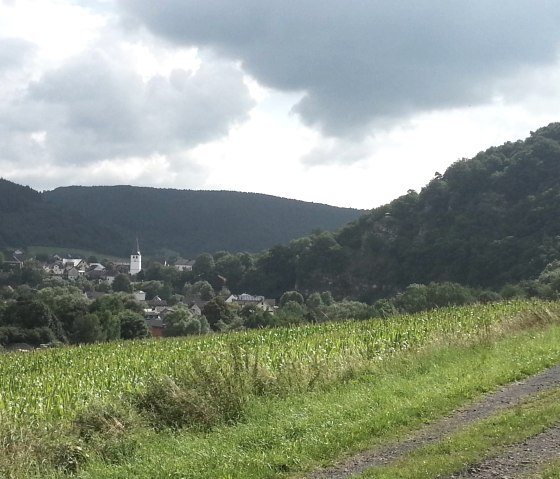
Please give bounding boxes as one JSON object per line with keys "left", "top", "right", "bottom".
{"left": 130, "top": 238, "right": 142, "bottom": 276}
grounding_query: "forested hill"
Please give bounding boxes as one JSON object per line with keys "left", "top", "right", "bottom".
{"left": 0, "top": 179, "right": 122, "bottom": 253}
{"left": 40, "top": 186, "right": 362, "bottom": 257}
{"left": 258, "top": 122, "right": 560, "bottom": 301}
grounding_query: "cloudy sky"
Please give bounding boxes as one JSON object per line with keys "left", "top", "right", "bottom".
{"left": 1, "top": 1, "right": 560, "bottom": 209}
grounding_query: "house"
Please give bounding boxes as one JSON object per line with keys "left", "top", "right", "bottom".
{"left": 225, "top": 293, "right": 276, "bottom": 313}
{"left": 2, "top": 251, "right": 24, "bottom": 269}
{"left": 146, "top": 318, "right": 164, "bottom": 337}
{"left": 146, "top": 296, "right": 168, "bottom": 312}
{"left": 133, "top": 290, "right": 146, "bottom": 302}
{"left": 188, "top": 300, "right": 208, "bottom": 316}
{"left": 65, "top": 267, "right": 81, "bottom": 281}
{"left": 174, "top": 259, "right": 195, "bottom": 272}
{"left": 45, "top": 262, "right": 64, "bottom": 276}
{"left": 62, "top": 258, "right": 85, "bottom": 269}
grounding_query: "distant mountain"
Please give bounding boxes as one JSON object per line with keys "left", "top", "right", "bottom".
{"left": 0, "top": 179, "right": 122, "bottom": 253}
{"left": 37, "top": 186, "right": 362, "bottom": 257}
{"left": 242, "top": 123, "right": 560, "bottom": 300}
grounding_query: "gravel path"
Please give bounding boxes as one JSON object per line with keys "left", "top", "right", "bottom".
{"left": 306, "top": 365, "right": 560, "bottom": 479}
{"left": 447, "top": 425, "right": 560, "bottom": 478}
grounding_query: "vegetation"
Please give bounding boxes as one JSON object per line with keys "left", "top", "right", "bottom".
{"left": 361, "top": 387, "right": 560, "bottom": 478}
{"left": 2, "top": 122, "right": 560, "bottom": 475}
{"left": 40, "top": 185, "right": 361, "bottom": 257}
{"left": 4, "top": 123, "right": 560, "bottom": 304}
{"left": 228, "top": 123, "right": 560, "bottom": 300}
{"left": 0, "top": 300, "right": 559, "bottom": 477}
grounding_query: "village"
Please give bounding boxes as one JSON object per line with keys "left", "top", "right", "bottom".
{"left": 1, "top": 246, "right": 276, "bottom": 338}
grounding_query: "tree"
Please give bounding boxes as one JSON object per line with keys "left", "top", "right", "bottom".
{"left": 71, "top": 313, "right": 104, "bottom": 344}
{"left": 2, "top": 296, "right": 66, "bottom": 343}
{"left": 275, "top": 300, "right": 306, "bottom": 325}
{"left": 215, "top": 253, "right": 245, "bottom": 291}
{"left": 137, "top": 280, "right": 165, "bottom": 300}
{"left": 118, "top": 311, "right": 149, "bottom": 340}
{"left": 279, "top": 291, "right": 304, "bottom": 307}
{"left": 112, "top": 274, "right": 132, "bottom": 293}
{"left": 38, "top": 286, "right": 90, "bottom": 335}
{"left": 239, "top": 305, "right": 276, "bottom": 329}
{"left": 98, "top": 310, "right": 120, "bottom": 340}
{"left": 184, "top": 280, "right": 215, "bottom": 301}
{"left": 202, "top": 297, "right": 234, "bottom": 330}
{"left": 193, "top": 253, "right": 215, "bottom": 280}
{"left": 164, "top": 306, "right": 203, "bottom": 337}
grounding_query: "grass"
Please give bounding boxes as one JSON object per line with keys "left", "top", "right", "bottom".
{"left": 4, "top": 300, "right": 545, "bottom": 425}
{"left": 11, "top": 316, "right": 560, "bottom": 478}
{"left": 359, "top": 387, "right": 560, "bottom": 478}
{"left": 535, "top": 459, "right": 560, "bottom": 478}
{"left": 2, "top": 300, "right": 560, "bottom": 477}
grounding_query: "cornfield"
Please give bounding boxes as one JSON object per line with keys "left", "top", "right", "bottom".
{"left": 0, "top": 300, "right": 556, "bottom": 425}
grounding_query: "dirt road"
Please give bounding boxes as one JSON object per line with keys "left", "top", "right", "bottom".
{"left": 307, "top": 365, "right": 560, "bottom": 479}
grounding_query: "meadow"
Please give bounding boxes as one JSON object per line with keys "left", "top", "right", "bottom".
{"left": 1, "top": 299, "right": 560, "bottom": 477}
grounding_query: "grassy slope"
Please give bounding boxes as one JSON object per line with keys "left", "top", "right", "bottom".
{"left": 41, "top": 317, "right": 560, "bottom": 478}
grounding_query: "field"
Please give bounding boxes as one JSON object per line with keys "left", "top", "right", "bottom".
{"left": 1, "top": 300, "right": 560, "bottom": 477}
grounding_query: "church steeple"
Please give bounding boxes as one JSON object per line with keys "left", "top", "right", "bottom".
{"left": 130, "top": 237, "right": 142, "bottom": 275}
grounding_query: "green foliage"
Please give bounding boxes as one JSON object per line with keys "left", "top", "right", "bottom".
{"left": 163, "top": 306, "right": 204, "bottom": 337}
{"left": 192, "top": 253, "right": 215, "bottom": 281}
{"left": 118, "top": 311, "right": 149, "bottom": 340}
{"left": 202, "top": 297, "right": 236, "bottom": 331}
{"left": 236, "top": 123, "right": 560, "bottom": 300}
{"left": 323, "top": 300, "right": 377, "bottom": 321}
{"left": 38, "top": 286, "right": 89, "bottom": 333}
{"left": 112, "top": 274, "right": 132, "bottom": 293}
{"left": 71, "top": 313, "right": 104, "bottom": 344}
{"left": 0, "top": 178, "right": 124, "bottom": 256}
{"left": 279, "top": 290, "right": 304, "bottom": 307}
{"left": 135, "top": 280, "right": 164, "bottom": 300}
{"left": 184, "top": 280, "right": 215, "bottom": 301}
{"left": 39, "top": 185, "right": 360, "bottom": 257}
{"left": 1, "top": 296, "right": 65, "bottom": 343}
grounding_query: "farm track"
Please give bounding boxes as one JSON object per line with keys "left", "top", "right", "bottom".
{"left": 446, "top": 425, "right": 560, "bottom": 478}
{"left": 307, "top": 364, "right": 560, "bottom": 479}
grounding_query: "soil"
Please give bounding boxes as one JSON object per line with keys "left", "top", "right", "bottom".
{"left": 306, "top": 365, "right": 560, "bottom": 479}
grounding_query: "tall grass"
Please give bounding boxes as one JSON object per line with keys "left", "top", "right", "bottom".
{"left": 1, "top": 300, "right": 556, "bottom": 427}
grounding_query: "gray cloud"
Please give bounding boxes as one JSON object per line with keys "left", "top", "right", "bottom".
{"left": 119, "top": 0, "right": 560, "bottom": 137}
{"left": 0, "top": 44, "right": 254, "bottom": 167}
{"left": 0, "top": 37, "right": 36, "bottom": 72}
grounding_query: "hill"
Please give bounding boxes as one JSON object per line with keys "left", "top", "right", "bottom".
{"left": 30, "top": 186, "right": 361, "bottom": 257}
{"left": 0, "top": 179, "right": 122, "bottom": 253}
{"left": 244, "top": 123, "right": 560, "bottom": 299}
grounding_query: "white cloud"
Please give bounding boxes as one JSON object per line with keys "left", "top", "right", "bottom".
{"left": 1, "top": 0, "right": 560, "bottom": 211}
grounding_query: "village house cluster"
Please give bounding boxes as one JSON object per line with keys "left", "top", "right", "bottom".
{"left": 2, "top": 248, "right": 275, "bottom": 337}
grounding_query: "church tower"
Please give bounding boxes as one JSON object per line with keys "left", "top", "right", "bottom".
{"left": 130, "top": 238, "right": 142, "bottom": 276}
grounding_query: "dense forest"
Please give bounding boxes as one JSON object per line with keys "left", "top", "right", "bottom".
{"left": 0, "top": 180, "right": 122, "bottom": 253}
{"left": 0, "top": 181, "right": 361, "bottom": 257}
{"left": 236, "top": 123, "right": 560, "bottom": 300}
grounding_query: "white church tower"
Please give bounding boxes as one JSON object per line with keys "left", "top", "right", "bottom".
{"left": 130, "top": 238, "right": 142, "bottom": 276}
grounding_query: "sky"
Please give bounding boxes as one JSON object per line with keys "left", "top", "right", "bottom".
{"left": 1, "top": 1, "right": 560, "bottom": 209}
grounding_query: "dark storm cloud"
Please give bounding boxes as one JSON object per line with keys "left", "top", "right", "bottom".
{"left": 0, "top": 46, "right": 253, "bottom": 165}
{"left": 119, "top": 0, "right": 560, "bottom": 137}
